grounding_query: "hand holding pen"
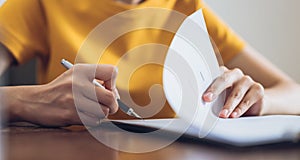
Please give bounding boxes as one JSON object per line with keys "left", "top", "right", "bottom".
{"left": 7, "top": 61, "right": 121, "bottom": 127}
{"left": 61, "top": 59, "right": 142, "bottom": 120}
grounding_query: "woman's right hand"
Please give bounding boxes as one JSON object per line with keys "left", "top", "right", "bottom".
{"left": 1, "top": 64, "right": 119, "bottom": 127}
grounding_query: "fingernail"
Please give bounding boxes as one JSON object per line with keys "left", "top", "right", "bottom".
{"left": 204, "top": 92, "right": 214, "bottom": 101}
{"left": 116, "top": 90, "right": 120, "bottom": 99}
{"left": 231, "top": 112, "right": 238, "bottom": 118}
{"left": 219, "top": 109, "right": 229, "bottom": 117}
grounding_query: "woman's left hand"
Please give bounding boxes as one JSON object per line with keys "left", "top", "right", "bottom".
{"left": 202, "top": 66, "right": 265, "bottom": 118}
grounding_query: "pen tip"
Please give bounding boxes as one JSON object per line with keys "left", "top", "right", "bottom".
{"left": 133, "top": 113, "right": 143, "bottom": 120}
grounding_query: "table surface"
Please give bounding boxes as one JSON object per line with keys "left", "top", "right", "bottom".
{"left": 1, "top": 123, "right": 300, "bottom": 160}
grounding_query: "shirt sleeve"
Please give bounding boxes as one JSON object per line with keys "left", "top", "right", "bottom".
{"left": 196, "top": 1, "right": 246, "bottom": 64}
{"left": 0, "top": 0, "right": 48, "bottom": 64}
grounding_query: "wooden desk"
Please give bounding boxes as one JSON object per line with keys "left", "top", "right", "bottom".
{"left": 2, "top": 123, "right": 300, "bottom": 160}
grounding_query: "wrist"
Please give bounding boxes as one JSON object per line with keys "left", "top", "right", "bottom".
{"left": 1, "top": 85, "right": 44, "bottom": 123}
{"left": 0, "top": 87, "right": 22, "bottom": 122}
{"left": 259, "top": 94, "right": 272, "bottom": 116}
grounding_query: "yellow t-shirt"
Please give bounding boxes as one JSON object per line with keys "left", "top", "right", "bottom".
{"left": 0, "top": 0, "right": 245, "bottom": 119}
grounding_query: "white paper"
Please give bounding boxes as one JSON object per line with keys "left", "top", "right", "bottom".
{"left": 112, "top": 115, "right": 300, "bottom": 146}
{"left": 162, "top": 9, "right": 226, "bottom": 138}
{"left": 111, "top": 9, "right": 300, "bottom": 146}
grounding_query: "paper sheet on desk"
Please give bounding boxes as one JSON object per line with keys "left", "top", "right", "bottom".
{"left": 162, "top": 9, "right": 226, "bottom": 138}
{"left": 112, "top": 9, "right": 300, "bottom": 146}
{"left": 112, "top": 116, "right": 300, "bottom": 147}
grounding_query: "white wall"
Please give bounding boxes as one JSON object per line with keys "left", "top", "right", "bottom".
{"left": 0, "top": 0, "right": 5, "bottom": 6}
{"left": 205, "top": 0, "right": 300, "bottom": 82}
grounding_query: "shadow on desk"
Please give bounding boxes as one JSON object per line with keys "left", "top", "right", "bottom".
{"left": 1, "top": 123, "right": 300, "bottom": 160}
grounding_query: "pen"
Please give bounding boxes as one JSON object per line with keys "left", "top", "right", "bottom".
{"left": 61, "top": 59, "right": 143, "bottom": 119}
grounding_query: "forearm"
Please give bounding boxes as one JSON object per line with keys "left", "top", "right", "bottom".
{"left": 262, "top": 81, "right": 300, "bottom": 115}
{"left": 1, "top": 64, "right": 119, "bottom": 127}
{"left": 226, "top": 46, "right": 300, "bottom": 116}
{"left": 0, "top": 86, "right": 41, "bottom": 123}
{"left": 0, "top": 87, "right": 20, "bottom": 124}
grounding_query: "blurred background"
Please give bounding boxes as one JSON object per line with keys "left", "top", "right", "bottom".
{"left": 205, "top": 0, "right": 300, "bottom": 82}
{"left": 0, "top": 0, "right": 299, "bottom": 86}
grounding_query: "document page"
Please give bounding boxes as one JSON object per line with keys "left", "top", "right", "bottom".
{"left": 111, "top": 9, "right": 300, "bottom": 147}
{"left": 112, "top": 115, "right": 300, "bottom": 146}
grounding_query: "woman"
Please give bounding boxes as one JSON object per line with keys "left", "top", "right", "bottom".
{"left": 0, "top": 0, "right": 299, "bottom": 127}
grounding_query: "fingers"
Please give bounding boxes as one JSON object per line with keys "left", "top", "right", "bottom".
{"left": 94, "top": 85, "right": 118, "bottom": 114}
{"left": 68, "top": 104, "right": 110, "bottom": 126}
{"left": 219, "top": 66, "right": 229, "bottom": 73}
{"left": 39, "top": 63, "right": 119, "bottom": 127}
{"left": 202, "top": 66, "right": 264, "bottom": 119}
{"left": 93, "top": 65, "right": 119, "bottom": 112}
{"left": 73, "top": 64, "right": 117, "bottom": 81}
{"left": 102, "top": 66, "right": 118, "bottom": 91}
{"left": 219, "top": 76, "right": 254, "bottom": 118}
{"left": 72, "top": 63, "right": 118, "bottom": 92}
{"left": 81, "top": 83, "right": 118, "bottom": 114}
{"left": 203, "top": 68, "right": 244, "bottom": 102}
{"left": 72, "top": 111, "right": 102, "bottom": 127}
{"left": 113, "top": 88, "right": 120, "bottom": 99}
{"left": 230, "top": 83, "right": 264, "bottom": 118}
{"left": 72, "top": 64, "right": 119, "bottom": 114}
{"left": 74, "top": 96, "right": 109, "bottom": 118}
